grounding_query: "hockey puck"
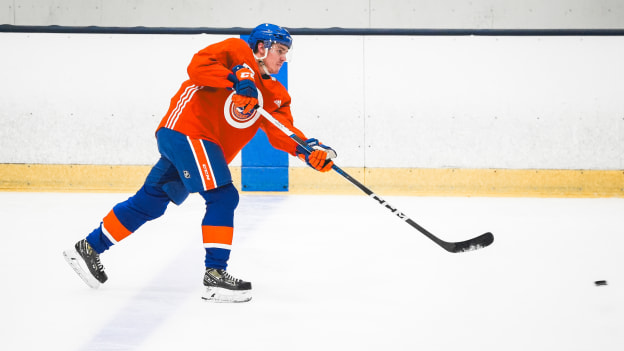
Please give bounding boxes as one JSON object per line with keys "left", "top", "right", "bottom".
{"left": 594, "top": 280, "right": 608, "bottom": 286}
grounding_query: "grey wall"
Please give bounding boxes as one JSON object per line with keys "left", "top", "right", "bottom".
{"left": 1, "top": 0, "right": 624, "bottom": 29}
{"left": 2, "top": 33, "right": 623, "bottom": 169}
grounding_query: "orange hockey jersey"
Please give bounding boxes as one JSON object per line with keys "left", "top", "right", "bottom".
{"left": 157, "top": 37, "right": 306, "bottom": 163}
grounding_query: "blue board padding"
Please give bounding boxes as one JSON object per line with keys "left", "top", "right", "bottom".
{"left": 241, "top": 129, "right": 289, "bottom": 191}
{"left": 240, "top": 34, "right": 289, "bottom": 191}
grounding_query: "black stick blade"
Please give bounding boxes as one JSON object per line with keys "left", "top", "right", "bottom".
{"left": 445, "top": 232, "right": 494, "bottom": 253}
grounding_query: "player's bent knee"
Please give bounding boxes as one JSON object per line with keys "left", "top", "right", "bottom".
{"left": 162, "top": 180, "right": 189, "bottom": 205}
{"left": 200, "top": 183, "right": 239, "bottom": 210}
{"left": 131, "top": 185, "right": 171, "bottom": 219}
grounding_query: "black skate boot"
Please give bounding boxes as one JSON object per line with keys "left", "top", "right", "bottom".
{"left": 202, "top": 268, "right": 252, "bottom": 303}
{"left": 63, "top": 239, "right": 108, "bottom": 289}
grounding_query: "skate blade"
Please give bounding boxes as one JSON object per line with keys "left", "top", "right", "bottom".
{"left": 201, "top": 286, "right": 252, "bottom": 303}
{"left": 63, "top": 248, "right": 101, "bottom": 289}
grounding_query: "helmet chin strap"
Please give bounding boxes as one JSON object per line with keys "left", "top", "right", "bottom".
{"left": 258, "top": 61, "right": 272, "bottom": 76}
{"left": 254, "top": 49, "right": 272, "bottom": 76}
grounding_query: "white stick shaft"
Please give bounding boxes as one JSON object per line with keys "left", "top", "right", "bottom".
{"left": 258, "top": 107, "right": 295, "bottom": 138}
{"left": 258, "top": 107, "right": 312, "bottom": 152}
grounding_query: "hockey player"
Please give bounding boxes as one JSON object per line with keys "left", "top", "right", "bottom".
{"left": 63, "top": 23, "right": 336, "bottom": 303}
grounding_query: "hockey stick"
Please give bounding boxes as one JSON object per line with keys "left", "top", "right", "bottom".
{"left": 257, "top": 107, "right": 494, "bottom": 253}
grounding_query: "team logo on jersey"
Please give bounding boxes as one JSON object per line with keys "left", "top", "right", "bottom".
{"left": 274, "top": 99, "right": 282, "bottom": 108}
{"left": 223, "top": 90, "right": 264, "bottom": 129}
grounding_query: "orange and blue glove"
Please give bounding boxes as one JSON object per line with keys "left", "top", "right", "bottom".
{"left": 296, "top": 138, "right": 337, "bottom": 173}
{"left": 227, "top": 65, "right": 258, "bottom": 114}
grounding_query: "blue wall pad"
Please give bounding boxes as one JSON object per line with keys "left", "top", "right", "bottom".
{"left": 241, "top": 129, "right": 289, "bottom": 191}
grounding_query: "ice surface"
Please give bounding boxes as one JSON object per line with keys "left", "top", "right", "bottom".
{"left": 0, "top": 192, "right": 622, "bottom": 350}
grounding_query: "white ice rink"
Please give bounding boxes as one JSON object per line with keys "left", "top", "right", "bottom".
{"left": 1, "top": 191, "right": 622, "bottom": 350}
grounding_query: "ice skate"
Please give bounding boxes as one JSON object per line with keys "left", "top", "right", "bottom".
{"left": 63, "top": 239, "right": 108, "bottom": 289}
{"left": 202, "top": 268, "right": 252, "bottom": 303}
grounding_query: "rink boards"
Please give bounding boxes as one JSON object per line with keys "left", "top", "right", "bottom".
{"left": 1, "top": 163, "right": 622, "bottom": 197}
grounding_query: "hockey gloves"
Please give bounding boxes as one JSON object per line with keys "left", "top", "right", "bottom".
{"left": 227, "top": 65, "right": 258, "bottom": 114}
{"left": 296, "top": 138, "right": 337, "bottom": 173}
